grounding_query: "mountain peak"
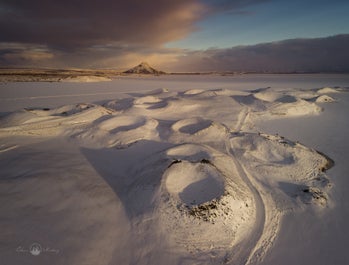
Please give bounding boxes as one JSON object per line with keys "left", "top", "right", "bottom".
{"left": 123, "top": 62, "right": 165, "bottom": 75}
{"left": 139, "top": 62, "right": 150, "bottom": 66}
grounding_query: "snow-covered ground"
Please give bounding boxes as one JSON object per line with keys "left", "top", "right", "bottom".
{"left": 0, "top": 74, "right": 348, "bottom": 265}
{"left": 257, "top": 91, "right": 349, "bottom": 265}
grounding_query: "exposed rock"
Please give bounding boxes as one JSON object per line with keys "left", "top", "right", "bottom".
{"left": 123, "top": 62, "right": 165, "bottom": 75}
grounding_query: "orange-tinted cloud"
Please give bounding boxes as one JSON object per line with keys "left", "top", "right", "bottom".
{"left": 0, "top": 0, "right": 205, "bottom": 48}
{"left": 0, "top": 0, "right": 209, "bottom": 68}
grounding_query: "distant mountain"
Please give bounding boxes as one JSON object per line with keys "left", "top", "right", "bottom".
{"left": 123, "top": 62, "right": 165, "bottom": 75}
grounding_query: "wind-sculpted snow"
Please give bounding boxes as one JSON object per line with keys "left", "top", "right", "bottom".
{"left": 0, "top": 86, "right": 339, "bottom": 265}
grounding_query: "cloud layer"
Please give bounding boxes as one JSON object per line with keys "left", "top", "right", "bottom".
{"left": 0, "top": 1, "right": 348, "bottom": 72}
{"left": 0, "top": 0, "right": 208, "bottom": 68}
{"left": 169, "top": 35, "right": 349, "bottom": 73}
{"left": 0, "top": 0, "right": 205, "bottom": 48}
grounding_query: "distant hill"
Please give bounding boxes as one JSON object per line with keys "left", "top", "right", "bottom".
{"left": 123, "top": 62, "right": 165, "bottom": 75}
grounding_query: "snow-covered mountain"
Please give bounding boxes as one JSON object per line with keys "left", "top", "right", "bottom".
{"left": 123, "top": 62, "right": 165, "bottom": 74}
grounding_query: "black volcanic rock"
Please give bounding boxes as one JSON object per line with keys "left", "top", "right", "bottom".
{"left": 123, "top": 62, "right": 165, "bottom": 75}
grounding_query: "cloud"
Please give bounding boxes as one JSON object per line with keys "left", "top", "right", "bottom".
{"left": 0, "top": 43, "right": 55, "bottom": 67}
{"left": 1, "top": 35, "right": 348, "bottom": 72}
{"left": 203, "top": 0, "right": 271, "bottom": 12}
{"left": 3, "top": 50, "right": 53, "bottom": 61}
{"left": 169, "top": 35, "right": 349, "bottom": 73}
{"left": 0, "top": 41, "right": 184, "bottom": 69}
{"left": 0, "top": 0, "right": 205, "bottom": 49}
{"left": 0, "top": 0, "right": 348, "bottom": 72}
{"left": 0, "top": 0, "right": 209, "bottom": 68}
{"left": 0, "top": 0, "right": 280, "bottom": 69}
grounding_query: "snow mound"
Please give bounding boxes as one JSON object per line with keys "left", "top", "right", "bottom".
{"left": 317, "top": 87, "right": 340, "bottom": 94}
{"left": 170, "top": 118, "right": 228, "bottom": 143}
{"left": 158, "top": 144, "right": 255, "bottom": 254}
{"left": 316, "top": 95, "right": 336, "bottom": 103}
{"left": 166, "top": 144, "right": 213, "bottom": 161}
{"left": 75, "top": 115, "right": 159, "bottom": 148}
{"left": 0, "top": 104, "right": 111, "bottom": 136}
{"left": 254, "top": 91, "right": 283, "bottom": 102}
{"left": 165, "top": 161, "right": 225, "bottom": 205}
{"left": 269, "top": 99, "right": 322, "bottom": 116}
{"left": 103, "top": 98, "right": 134, "bottom": 111}
{"left": 183, "top": 89, "right": 205, "bottom": 95}
{"left": 0, "top": 109, "right": 38, "bottom": 127}
{"left": 172, "top": 118, "right": 213, "bottom": 134}
{"left": 134, "top": 95, "right": 162, "bottom": 104}
{"left": 144, "top": 88, "right": 169, "bottom": 95}
{"left": 97, "top": 115, "right": 146, "bottom": 132}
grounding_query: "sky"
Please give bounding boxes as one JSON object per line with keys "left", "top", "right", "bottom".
{"left": 0, "top": 0, "right": 349, "bottom": 72}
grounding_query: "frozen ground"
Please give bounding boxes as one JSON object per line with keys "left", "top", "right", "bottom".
{"left": 0, "top": 74, "right": 348, "bottom": 265}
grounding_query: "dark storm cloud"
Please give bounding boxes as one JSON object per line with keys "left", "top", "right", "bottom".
{"left": 171, "top": 35, "right": 349, "bottom": 73}
{"left": 0, "top": 0, "right": 273, "bottom": 51}
{"left": 0, "top": 0, "right": 205, "bottom": 49}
